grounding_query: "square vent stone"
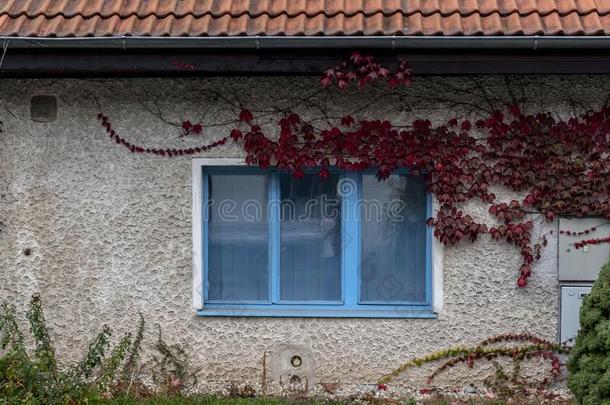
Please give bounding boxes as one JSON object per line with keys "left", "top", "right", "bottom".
{"left": 268, "top": 343, "right": 315, "bottom": 392}
{"left": 31, "top": 95, "right": 57, "bottom": 122}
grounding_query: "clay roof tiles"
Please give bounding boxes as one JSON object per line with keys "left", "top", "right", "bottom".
{"left": 0, "top": 0, "right": 608, "bottom": 37}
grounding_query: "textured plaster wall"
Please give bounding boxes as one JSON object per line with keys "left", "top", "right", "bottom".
{"left": 0, "top": 75, "right": 606, "bottom": 393}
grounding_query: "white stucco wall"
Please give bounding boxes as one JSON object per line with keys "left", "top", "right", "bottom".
{"left": 0, "top": 76, "right": 605, "bottom": 395}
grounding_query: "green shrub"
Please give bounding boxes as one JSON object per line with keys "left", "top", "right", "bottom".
{"left": 0, "top": 295, "right": 201, "bottom": 402}
{"left": 0, "top": 294, "right": 134, "bottom": 403}
{"left": 568, "top": 260, "right": 610, "bottom": 404}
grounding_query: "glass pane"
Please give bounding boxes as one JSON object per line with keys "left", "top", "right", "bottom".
{"left": 207, "top": 173, "right": 269, "bottom": 302}
{"left": 280, "top": 173, "right": 341, "bottom": 301}
{"left": 360, "top": 174, "right": 427, "bottom": 303}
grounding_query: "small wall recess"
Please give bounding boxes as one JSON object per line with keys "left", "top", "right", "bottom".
{"left": 31, "top": 95, "right": 57, "bottom": 122}
{"left": 290, "top": 355, "right": 302, "bottom": 367}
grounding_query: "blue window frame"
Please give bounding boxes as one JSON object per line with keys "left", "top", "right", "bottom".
{"left": 198, "top": 166, "right": 434, "bottom": 318}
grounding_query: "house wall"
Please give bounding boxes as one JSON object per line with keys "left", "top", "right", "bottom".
{"left": 0, "top": 76, "right": 606, "bottom": 395}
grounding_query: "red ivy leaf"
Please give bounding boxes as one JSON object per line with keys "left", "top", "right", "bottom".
{"left": 509, "top": 105, "right": 521, "bottom": 117}
{"left": 230, "top": 129, "right": 242, "bottom": 141}
{"left": 341, "top": 115, "right": 355, "bottom": 127}
{"left": 239, "top": 109, "right": 254, "bottom": 123}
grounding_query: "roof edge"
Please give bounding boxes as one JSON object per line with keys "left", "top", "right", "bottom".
{"left": 4, "top": 36, "right": 610, "bottom": 50}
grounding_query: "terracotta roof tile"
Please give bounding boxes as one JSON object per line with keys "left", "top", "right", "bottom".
{"left": 0, "top": 0, "right": 609, "bottom": 37}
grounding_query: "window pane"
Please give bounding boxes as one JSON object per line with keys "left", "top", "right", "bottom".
{"left": 360, "top": 174, "right": 427, "bottom": 303}
{"left": 280, "top": 173, "right": 341, "bottom": 302}
{"left": 207, "top": 174, "right": 269, "bottom": 302}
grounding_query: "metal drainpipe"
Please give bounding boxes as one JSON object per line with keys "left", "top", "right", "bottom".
{"left": 1, "top": 36, "right": 610, "bottom": 50}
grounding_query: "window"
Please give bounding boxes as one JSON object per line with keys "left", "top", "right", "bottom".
{"left": 193, "top": 162, "right": 434, "bottom": 318}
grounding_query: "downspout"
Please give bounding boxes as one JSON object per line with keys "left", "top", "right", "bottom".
{"left": 0, "top": 39, "right": 9, "bottom": 68}
{"left": 533, "top": 35, "right": 540, "bottom": 51}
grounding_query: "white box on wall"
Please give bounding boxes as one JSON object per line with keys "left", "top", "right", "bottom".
{"left": 560, "top": 285, "right": 591, "bottom": 346}
{"left": 558, "top": 217, "right": 610, "bottom": 281}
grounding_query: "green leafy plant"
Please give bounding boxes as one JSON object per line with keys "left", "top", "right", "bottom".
{"left": 481, "top": 358, "right": 551, "bottom": 400}
{"left": 26, "top": 294, "right": 57, "bottom": 377}
{"left": 568, "top": 260, "right": 610, "bottom": 404}
{"left": 0, "top": 296, "right": 203, "bottom": 402}
{"left": 97, "top": 331, "right": 133, "bottom": 390}
{"left": 0, "top": 294, "right": 137, "bottom": 403}
{"left": 122, "top": 312, "right": 145, "bottom": 382}
{"left": 148, "top": 325, "right": 199, "bottom": 395}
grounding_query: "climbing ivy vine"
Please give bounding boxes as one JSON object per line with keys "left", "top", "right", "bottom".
{"left": 97, "top": 53, "right": 610, "bottom": 287}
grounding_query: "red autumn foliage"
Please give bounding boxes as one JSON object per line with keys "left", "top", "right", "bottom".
{"left": 239, "top": 109, "right": 254, "bottom": 123}
{"left": 181, "top": 121, "right": 203, "bottom": 136}
{"left": 171, "top": 58, "right": 195, "bottom": 71}
{"left": 320, "top": 52, "right": 412, "bottom": 90}
{"left": 97, "top": 52, "right": 610, "bottom": 287}
{"left": 573, "top": 235, "right": 610, "bottom": 250}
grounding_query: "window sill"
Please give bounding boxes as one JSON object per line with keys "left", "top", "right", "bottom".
{"left": 197, "top": 305, "right": 437, "bottom": 319}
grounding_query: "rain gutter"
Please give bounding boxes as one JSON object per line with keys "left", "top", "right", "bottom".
{"left": 2, "top": 35, "right": 610, "bottom": 50}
